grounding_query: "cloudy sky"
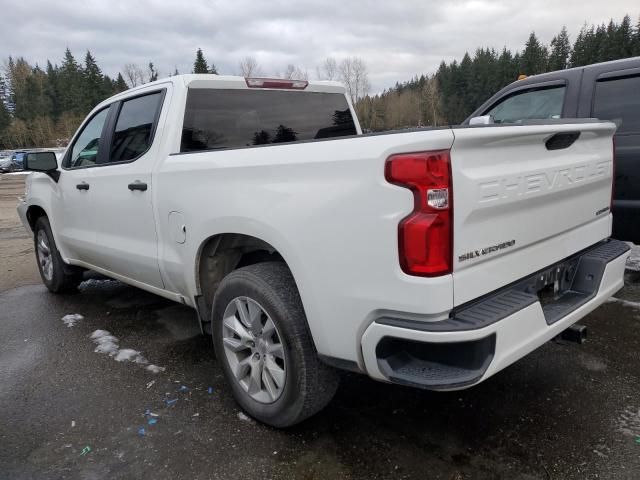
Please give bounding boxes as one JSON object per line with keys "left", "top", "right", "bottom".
{"left": 1, "top": 0, "right": 637, "bottom": 92}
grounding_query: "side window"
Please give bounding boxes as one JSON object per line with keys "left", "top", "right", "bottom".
{"left": 110, "top": 92, "right": 163, "bottom": 163}
{"left": 592, "top": 75, "right": 640, "bottom": 134}
{"left": 486, "top": 86, "right": 566, "bottom": 124}
{"left": 67, "top": 108, "right": 109, "bottom": 168}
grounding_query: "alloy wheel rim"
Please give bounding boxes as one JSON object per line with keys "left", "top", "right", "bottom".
{"left": 36, "top": 230, "right": 53, "bottom": 281}
{"left": 222, "top": 296, "right": 286, "bottom": 404}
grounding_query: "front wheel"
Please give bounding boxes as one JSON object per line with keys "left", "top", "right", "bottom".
{"left": 34, "top": 216, "right": 83, "bottom": 293}
{"left": 212, "top": 262, "right": 339, "bottom": 427}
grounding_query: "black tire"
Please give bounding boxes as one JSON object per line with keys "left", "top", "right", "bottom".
{"left": 212, "top": 262, "right": 339, "bottom": 427}
{"left": 33, "top": 216, "right": 83, "bottom": 293}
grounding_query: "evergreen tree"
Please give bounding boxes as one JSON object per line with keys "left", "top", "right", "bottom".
{"left": 571, "top": 25, "right": 589, "bottom": 66}
{"left": 102, "top": 75, "right": 115, "bottom": 97}
{"left": 520, "top": 32, "right": 548, "bottom": 75}
{"left": 193, "top": 48, "right": 209, "bottom": 73}
{"left": 45, "top": 61, "right": 61, "bottom": 118}
{"left": 113, "top": 73, "right": 128, "bottom": 93}
{"left": 82, "top": 51, "right": 108, "bottom": 111}
{"left": 594, "top": 23, "right": 610, "bottom": 62}
{"left": 496, "top": 48, "right": 519, "bottom": 86}
{"left": 58, "top": 48, "right": 84, "bottom": 114}
{"left": 618, "top": 15, "right": 635, "bottom": 57}
{"left": 548, "top": 27, "right": 571, "bottom": 71}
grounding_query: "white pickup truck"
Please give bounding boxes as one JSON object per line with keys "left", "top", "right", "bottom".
{"left": 18, "top": 74, "right": 629, "bottom": 427}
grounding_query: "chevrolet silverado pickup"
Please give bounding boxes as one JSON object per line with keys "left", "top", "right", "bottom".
{"left": 18, "top": 74, "right": 629, "bottom": 427}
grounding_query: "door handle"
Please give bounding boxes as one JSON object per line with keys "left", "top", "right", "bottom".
{"left": 128, "top": 181, "right": 148, "bottom": 192}
{"left": 76, "top": 182, "right": 90, "bottom": 191}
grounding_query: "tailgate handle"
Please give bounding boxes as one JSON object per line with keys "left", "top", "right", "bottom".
{"left": 545, "top": 132, "right": 580, "bottom": 151}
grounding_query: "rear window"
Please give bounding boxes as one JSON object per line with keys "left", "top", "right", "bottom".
{"left": 180, "top": 89, "right": 357, "bottom": 152}
{"left": 592, "top": 75, "right": 640, "bottom": 134}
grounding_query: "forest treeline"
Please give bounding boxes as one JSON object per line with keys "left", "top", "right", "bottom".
{"left": 1, "top": 14, "right": 639, "bottom": 148}
{"left": 357, "top": 14, "right": 640, "bottom": 130}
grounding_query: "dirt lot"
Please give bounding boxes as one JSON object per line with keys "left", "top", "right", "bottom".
{"left": 1, "top": 173, "right": 640, "bottom": 479}
{"left": 0, "top": 174, "right": 40, "bottom": 291}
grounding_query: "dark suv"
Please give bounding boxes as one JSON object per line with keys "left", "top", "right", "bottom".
{"left": 465, "top": 57, "right": 640, "bottom": 244}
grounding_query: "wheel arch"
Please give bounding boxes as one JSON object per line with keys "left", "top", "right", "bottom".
{"left": 26, "top": 204, "right": 49, "bottom": 232}
{"left": 195, "top": 233, "right": 300, "bottom": 328}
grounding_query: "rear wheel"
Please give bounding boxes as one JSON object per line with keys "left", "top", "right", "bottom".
{"left": 212, "top": 262, "right": 339, "bottom": 427}
{"left": 34, "top": 216, "right": 82, "bottom": 293}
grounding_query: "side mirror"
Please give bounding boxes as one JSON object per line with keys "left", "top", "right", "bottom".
{"left": 468, "top": 115, "right": 494, "bottom": 126}
{"left": 24, "top": 151, "right": 60, "bottom": 182}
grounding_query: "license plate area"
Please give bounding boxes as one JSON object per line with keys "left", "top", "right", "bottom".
{"left": 512, "top": 256, "right": 593, "bottom": 325}
{"left": 530, "top": 260, "right": 580, "bottom": 306}
{"left": 513, "top": 259, "right": 580, "bottom": 302}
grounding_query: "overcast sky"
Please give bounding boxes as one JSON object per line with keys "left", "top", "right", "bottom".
{"left": 1, "top": 0, "right": 637, "bottom": 92}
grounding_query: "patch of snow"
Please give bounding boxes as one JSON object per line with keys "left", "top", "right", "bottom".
{"left": 90, "top": 329, "right": 164, "bottom": 373}
{"left": 237, "top": 412, "right": 252, "bottom": 422}
{"left": 78, "top": 278, "right": 120, "bottom": 290}
{"left": 146, "top": 365, "right": 165, "bottom": 374}
{"left": 91, "top": 330, "right": 120, "bottom": 355}
{"left": 114, "top": 348, "right": 147, "bottom": 364}
{"left": 90, "top": 329, "right": 110, "bottom": 339}
{"left": 626, "top": 243, "right": 640, "bottom": 272}
{"left": 62, "top": 313, "right": 83, "bottom": 327}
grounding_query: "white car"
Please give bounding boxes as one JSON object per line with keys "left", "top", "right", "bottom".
{"left": 18, "top": 75, "right": 629, "bottom": 427}
{"left": 0, "top": 156, "right": 12, "bottom": 173}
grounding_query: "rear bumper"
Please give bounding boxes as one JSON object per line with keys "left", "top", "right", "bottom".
{"left": 361, "top": 239, "right": 629, "bottom": 390}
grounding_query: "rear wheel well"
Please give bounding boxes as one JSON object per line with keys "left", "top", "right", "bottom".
{"left": 26, "top": 206, "right": 47, "bottom": 232}
{"left": 197, "top": 234, "right": 285, "bottom": 315}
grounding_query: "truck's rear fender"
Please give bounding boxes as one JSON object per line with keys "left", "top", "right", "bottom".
{"left": 194, "top": 232, "right": 290, "bottom": 320}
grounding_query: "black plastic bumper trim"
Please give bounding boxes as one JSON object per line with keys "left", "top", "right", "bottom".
{"left": 377, "top": 334, "right": 496, "bottom": 390}
{"left": 318, "top": 355, "right": 362, "bottom": 373}
{"left": 378, "top": 239, "right": 629, "bottom": 333}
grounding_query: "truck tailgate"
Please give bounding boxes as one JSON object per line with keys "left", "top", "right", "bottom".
{"left": 450, "top": 122, "right": 616, "bottom": 306}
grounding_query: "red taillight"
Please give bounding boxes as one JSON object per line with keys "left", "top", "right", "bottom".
{"left": 385, "top": 150, "right": 452, "bottom": 276}
{"left": 245, "top": 77, "right": 308, "bottom": 90}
